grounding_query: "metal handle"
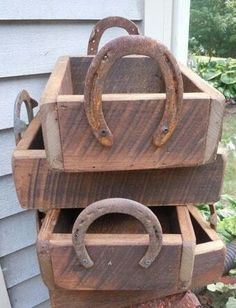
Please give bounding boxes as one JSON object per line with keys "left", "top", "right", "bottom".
{"left": 84, "top": 35, "right": 183, "bottom": 147}
{"left": 72, "top": 198, "right": 163, "bottom": 269}
{"left": 14, "top": 90, "right": 38, "bottom": 145}
{"left": 87, "top": 16, "right": 140, "bottom": 55}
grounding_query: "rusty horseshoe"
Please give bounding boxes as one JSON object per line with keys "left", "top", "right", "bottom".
{"left": 14, "top": 90, "right": 38, "bottom": 145}
{"left": 87, "top": 16, "right": 140, "bottom": 55}
{"left": 84, "top": 35, "right": 183, "bottom": 147}
{"left": 72, "top": 198, "right": 163, "bottom": 269}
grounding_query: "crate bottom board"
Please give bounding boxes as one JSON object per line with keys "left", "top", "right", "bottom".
{"left": 49, "top": 289, "right": 199, "bottom": 308}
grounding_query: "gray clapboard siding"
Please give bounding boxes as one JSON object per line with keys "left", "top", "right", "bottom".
{"left": 0, "top": 210, "right": 37, "bottom": 257}
{"left": 0, "top": 175, "right": 24, "bottom": 219}
{"left": 0, "top": 74, "right": 48, "bottom": 130}
{"left": 0, "top": 21, "right": 142, "bottom": 78}
{"left": 8, "top": 274, "right": 49, "bottom": 308}
{"left": 0, "top": 0, "right": 143, "bottom": 20}
{"left": 0, "top": 129, "right": 15, "bottom": 176}
{"left": 1, "top": 245, "right": 40, "bottom": 288}
{"left": 33, "top": 300, "right": 50, "bottom": 308}
{"left": 0, "top": 264, "right": 11, "bottom": 308}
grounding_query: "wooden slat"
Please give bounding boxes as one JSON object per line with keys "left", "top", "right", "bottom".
{"left": 188, "top": 205, "right": 221, "bottom": 241}
{"left": 0, "top": 210, "right": 37, "bottom": 257}
{"left": 0, "top": 175, "right": 24, "bottom": 219}
{"left": 13, "top": 150, "right": 225, "bottom": 209}
{"left": 0, "top": 0, "right": 143, "bottom": 20}
{"left": 192, "top": 240, "right": 225, "bottom": 288}
{"left": 8, "top": 275, "right": 49, "bottom": 308}
{"left": 58, "top": 92, "right": 210, "bottom": 102}
{"left": 177, "top": 206, "right": 196, "bottom": 289}
{"left": 0, "top": 74, "right": 47, "bottom": 130}
{"left": 0, "top": 21, "right": 142, "bottom": 78}
{"left": 0, "top": 245, "right": 40, "bottom": 288}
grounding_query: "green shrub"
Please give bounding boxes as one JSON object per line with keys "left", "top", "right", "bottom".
{"left": 189, "top": 0, "right": 236, "bottom": 58}
{"left": 190, "top": 56, "right": 236, "bottom": 101}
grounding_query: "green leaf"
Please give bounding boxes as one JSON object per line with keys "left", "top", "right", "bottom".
{"left": 203, "top": 69, "right": 222, "bottom": 80}
{"left": 221, "top": 71, "right": 236, "bottom": 85}
{"left": 226, "top": 297, "right": 236, "bottom": 308}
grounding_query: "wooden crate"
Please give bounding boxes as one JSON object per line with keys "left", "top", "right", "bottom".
{"left": 13, "top": 113, "right": 225, "bottom": 209}
{"left": 40, "top": 35, "right": 225, "bottom": 172}
{"left": 37, "top": 201, "right": 225, "bottom": 294}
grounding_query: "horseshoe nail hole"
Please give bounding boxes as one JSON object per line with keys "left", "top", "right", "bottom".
{"left": 103, "top": 54, "right": 108, "bottom": 61}
{"left": 90, "top": 48, "right": 94, "bottom": 51}
{"left": 145, "top": 260, "right": 151, "bottom": 266}
{"left": 162, "top": 126, "right": 169, "bottom": 134}
{"left": 100, "top": 128, "right": 108, "bottom": 137}
{"left": 82, "top": 259, "right": 88, "bottom": 264}
{"left": 96, "top": 29, "right": 100, "bottom": 32}
{"left": 92, "top": 40, "right": 95, "bottom": 43}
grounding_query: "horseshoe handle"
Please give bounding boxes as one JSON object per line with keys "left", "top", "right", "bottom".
{"left": 14, "top": 90, "right": 38, "bottom": 145}
{"left": 72, "top": 198, "right": 163, "bottom": 269}
{"left": 87, "top": 16, "right": 140, "bottom": 55}
{"left": 84, "top": 35, "right": 183, "bottom": 147}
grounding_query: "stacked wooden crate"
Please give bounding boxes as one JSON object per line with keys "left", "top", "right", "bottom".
{"left": 13, "top": 17, "right": 226, "bottom": 307}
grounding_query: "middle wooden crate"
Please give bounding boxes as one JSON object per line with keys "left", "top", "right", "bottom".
{"left": 13, "top": 112, "right": 225, "bottom": 209}
{"left": 37, "top": 201, "right": 225, "bottom": 294}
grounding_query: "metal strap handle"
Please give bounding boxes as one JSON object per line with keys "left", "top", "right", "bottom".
{"left": 72, "top": 198, "right": 163, "bottom": 269}
{"left": 14, "top": 90, "right": 38, "bottom": 145}
{"left": 84, "top": 35, "right": 183, "bottom": 147}
{"left": 87, "top": 16, "right": 140, "bottom": 55}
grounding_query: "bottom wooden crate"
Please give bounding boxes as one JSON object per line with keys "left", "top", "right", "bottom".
{"left": 37, "top": 201, "right": 225, "bottom": 296}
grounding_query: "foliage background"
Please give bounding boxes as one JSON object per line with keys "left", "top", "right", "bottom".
{"left": 189, "top": 0, "right": 236, "bottom": 58}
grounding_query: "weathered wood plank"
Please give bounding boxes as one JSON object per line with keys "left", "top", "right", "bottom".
{"left": 0, "top": 0, "right": 143, "bottom": 20}
{"left": 57, "top": 98, "right": 210, "bottom": 171}
{"left": 0, "top": 74, "right": 48, "bottom": 130}
{"left": 0, "top": 210, "right": 37, "bottom": 257}
{"left": 8, "top": 275, "right": 49, "bottom": 308}
{"left": 13, "top": 149, "right": 225, "bottom": 209}
{"left": 0, "top": 175, "right": 24, "bottom": 219}
{"left": 0, "top": 21, "right": 142, "bottom": 78}
{"left": 1, "top": 245, "right": 40, "bottom": 288}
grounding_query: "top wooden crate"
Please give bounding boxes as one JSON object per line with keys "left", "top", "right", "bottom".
{"left": 40, "top": 35, "right": 225, "bottom": 172}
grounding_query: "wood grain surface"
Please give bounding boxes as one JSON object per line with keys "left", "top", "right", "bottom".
{"left": 13, "top": 116, "right": 225, "bottom": 208}
{"left": 40, "top": 56, "right": 224, "bottom": 171}
{"left": 37, "top": 206, "right": 225, "bottom": 293}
